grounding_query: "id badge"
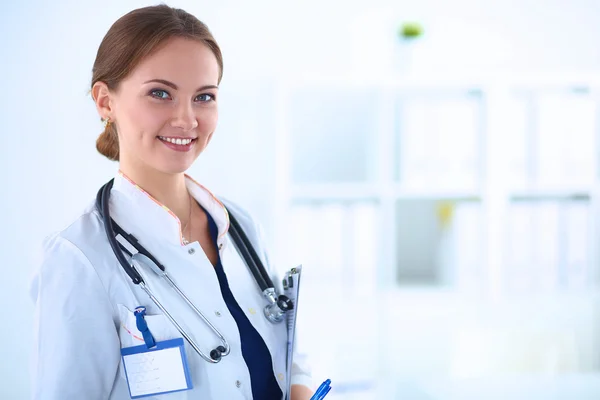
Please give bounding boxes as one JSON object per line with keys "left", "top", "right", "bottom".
{"left": 121, "top": 338, "right": 193, "bottom": 398}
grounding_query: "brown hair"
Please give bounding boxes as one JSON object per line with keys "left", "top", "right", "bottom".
{"left": 91, "top": 5, "right": 223, "bottom": 161}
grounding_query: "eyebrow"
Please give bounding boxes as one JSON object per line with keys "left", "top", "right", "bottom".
{"left": 143, "top": 79, "right": 218, "bottom": 92}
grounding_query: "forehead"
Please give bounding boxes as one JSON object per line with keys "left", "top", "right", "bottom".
{"left": 127, "top": 37, "right": 220, "bottom": 87}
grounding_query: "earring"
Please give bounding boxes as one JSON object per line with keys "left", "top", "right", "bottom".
{"left": 103, "top": 117, "right": 111, "bottom": 128}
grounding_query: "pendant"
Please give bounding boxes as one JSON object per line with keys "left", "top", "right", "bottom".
{"left": 182, "top": 237, "right": 189, "bottom": 245}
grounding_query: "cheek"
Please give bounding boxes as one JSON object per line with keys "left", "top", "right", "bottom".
{"left": 121, "top": 100, "right": 167, "bottom": 141}
{"left": 198, "top": 109, "right": 218, "bottom": 134}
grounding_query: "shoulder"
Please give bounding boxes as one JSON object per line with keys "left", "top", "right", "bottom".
{"left": 38, "top": 200, "right": 105, "bottom": 260}
{"left": 29, "top": 200, "right": 113, "bottom": 302}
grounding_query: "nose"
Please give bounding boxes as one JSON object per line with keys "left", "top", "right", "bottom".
{"left": 170, "top": 102, "right": 198, "bottom": 131}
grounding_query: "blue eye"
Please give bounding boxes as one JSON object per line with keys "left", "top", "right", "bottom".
{"left": 195, "top": 93, "right": 215, "bottom": 102}
{"left": 150, "top": 89, "right": 170, "bottom": 99}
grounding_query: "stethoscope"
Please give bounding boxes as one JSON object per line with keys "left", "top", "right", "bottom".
{"left": 95, "top": 179, "right": 293, "bottom": 364}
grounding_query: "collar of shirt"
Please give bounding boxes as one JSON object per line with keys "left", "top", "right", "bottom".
{"left": 108, "top": 170, "right": 230, "bottom": 248}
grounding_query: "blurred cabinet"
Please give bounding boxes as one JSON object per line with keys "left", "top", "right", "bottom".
{"left": 273, "top": 77, "right": 600, "bottom": 297}
{"left": 288, "top": 87, "right": 380, "bottom": 184}
{"left": 284, "top": 200, "right": 379, "bottom": 295}
{"left": 506, "top": 87, "right": 597, "bottom": 190}
{"left": 395, "top": 199, "right": 484, "bottom": 289}
{"left": 502, "top": 85, "right": 598, "bottom": 294}
{"left": 269, "top": 76, "right": 600, "bottom": 392}
{"left": 503, "top": 197, "right": 593, "bottom": 293}
{"left": 396, "top": 89, "right": 483, "bottom": 192}
{"left": 534, "top": 88, "right": 596, "bottom": 188}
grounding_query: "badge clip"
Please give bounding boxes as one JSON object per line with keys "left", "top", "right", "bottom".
{"left": 133, "top": 306, "right": 156, "bottom": 348}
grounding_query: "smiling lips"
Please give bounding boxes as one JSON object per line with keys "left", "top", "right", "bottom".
{"left": 158, "top": 136, "right": 197, "bottom": 152}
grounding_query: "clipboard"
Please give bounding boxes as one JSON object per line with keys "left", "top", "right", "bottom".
{"left": 283, "top": 265, "right": 302, "bottom": 400}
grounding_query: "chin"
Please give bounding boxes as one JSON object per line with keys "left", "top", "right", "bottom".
{"left": 155, "top": 161, "right": 194, "bottom": 175}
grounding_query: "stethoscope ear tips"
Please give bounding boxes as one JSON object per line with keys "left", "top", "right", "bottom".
{"left": 210, "top": 348, "right": 222, "bottom": 361}
{"left": 210, "top": 346, "right": 227, "bottom": 361}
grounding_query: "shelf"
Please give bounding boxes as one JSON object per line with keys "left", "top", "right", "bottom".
{"left": 509, "top": 188, "right": 592, "bottom": 201}
{"left": 289, "top": 183, "right": 380, "bottom": 201}
{"left": 391, "top": 187, "right": 481, "bottom": 201}
{"left": 381, "top": 286, "right": 600, "bottom": 304}
{"left": 278, "top": 72, "right": 600, "bottom": 92}
{"left": 289, "top": 183, "right": 481, "bottom": 202}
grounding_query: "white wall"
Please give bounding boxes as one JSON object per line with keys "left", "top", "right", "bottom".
{"left": 2, "top": 0, "right": 600, "bottom": 398}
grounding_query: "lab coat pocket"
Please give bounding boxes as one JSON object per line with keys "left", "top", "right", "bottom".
{"left": 116, "top": 304, "right": 179, "bottom": 346}
{"left": 116, "top": 304, "right": 185, "bottom": 379}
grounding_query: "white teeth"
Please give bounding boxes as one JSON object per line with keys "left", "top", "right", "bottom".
{"left": 159, "top": 136, "right": 193, "bottom": 145}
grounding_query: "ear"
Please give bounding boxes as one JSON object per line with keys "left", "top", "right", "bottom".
{"left": 91, "top": 81, "right": 114, "bottom": 121}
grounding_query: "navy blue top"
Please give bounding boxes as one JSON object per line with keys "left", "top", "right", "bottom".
{"left": 202, "top": 206, "right": 282, "bottom": 400}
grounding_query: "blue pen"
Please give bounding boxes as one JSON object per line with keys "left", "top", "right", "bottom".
{"left": 310, "top": 379, "right": 331, "bottom": 400}
{"left": 318, "top": 385, "right": 332, "bottom": 400}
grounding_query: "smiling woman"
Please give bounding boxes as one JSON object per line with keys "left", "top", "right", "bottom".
{"left": 97, "top": 37, "right": 220, "bottom": 177}
{"left": 29, "top": 4, "right": 313, "bottom": 400}
{"left": 92, "top": 33, "right": 221, "bottom": 177}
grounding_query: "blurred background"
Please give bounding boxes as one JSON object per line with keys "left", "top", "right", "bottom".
{"left": 2, "top": 0, "right": 600, "bottom": 398}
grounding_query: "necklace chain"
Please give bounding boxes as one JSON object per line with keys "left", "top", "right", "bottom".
{"left": 182, "top": 192, "right": 192, "bottom": 244}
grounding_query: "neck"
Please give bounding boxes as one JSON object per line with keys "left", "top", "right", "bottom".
{"left": 118, "top": 165, "right": 191, "bottom": 224}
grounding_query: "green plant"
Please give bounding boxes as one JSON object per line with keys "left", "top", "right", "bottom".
{"left": 399, "top": 22, "right": 423, "bottom": 40}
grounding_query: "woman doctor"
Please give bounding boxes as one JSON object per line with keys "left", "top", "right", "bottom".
{"left": 29, "top": 5, "right": 313, "bottom": 400}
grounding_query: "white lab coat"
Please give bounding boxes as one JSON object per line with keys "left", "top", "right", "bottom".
{"left": 29, "top": 171, "right": 312, "bottom": 399}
